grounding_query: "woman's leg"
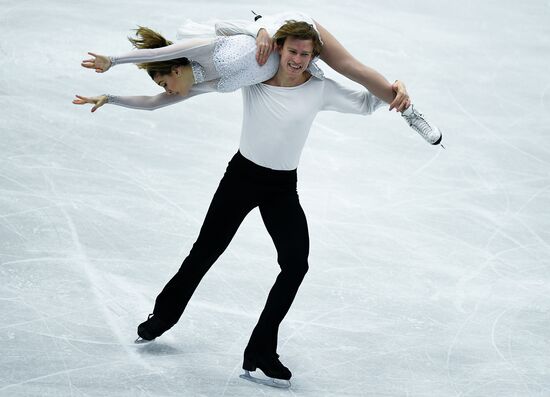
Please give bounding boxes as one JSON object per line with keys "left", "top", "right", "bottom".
{"left": 315, "top": 21, "right": 408, "bottom": 110}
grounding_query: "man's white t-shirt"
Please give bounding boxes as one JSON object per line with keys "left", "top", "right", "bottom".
{"left": 239, "top": 76, "right": 385, "bottom": 170}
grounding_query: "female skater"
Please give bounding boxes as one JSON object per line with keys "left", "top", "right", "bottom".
{"left": 74, "top": 11, "right": 441, "bottom": 144}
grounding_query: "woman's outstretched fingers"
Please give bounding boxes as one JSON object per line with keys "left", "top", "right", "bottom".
{"left": 72, "top": 95, "right": 104, "bottom": 112}
{"left": 81, "top": 59, "right": 94, "bottom": 68}
{"left": 82, "top": 53, "right": 97, "bottom": 67}
{"left": 73, "top": 95, "right": 87, "bottom": 104}
{"left": 81, "top": 52, "right": 111, "bottom": 72}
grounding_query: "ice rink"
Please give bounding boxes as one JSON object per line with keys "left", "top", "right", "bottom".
{"left": 1, "top": 0, "right": 549, "bottom": 396}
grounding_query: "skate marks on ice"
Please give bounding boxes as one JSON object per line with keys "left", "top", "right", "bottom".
{"left": 132, "top": 339, "right": 182, "bottom": 357}
{"left": 36, "top": 172, "right": 157, "bottom": 368}
{"left": 445, "top": 86, "right": 550, "bottom": 168}
{"left": 0, "top": 361, "right": 124, "bottom": 395}
{"left": 445, "top": 294, "right": 550, "bottom": 396}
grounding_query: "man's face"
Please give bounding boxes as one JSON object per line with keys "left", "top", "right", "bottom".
{"left": 278, "top": 37, "right": 314, "bottom": 78}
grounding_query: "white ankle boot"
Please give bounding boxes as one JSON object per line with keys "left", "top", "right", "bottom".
{"left": 401, "top": 105, "right": 442, "bottom": 145}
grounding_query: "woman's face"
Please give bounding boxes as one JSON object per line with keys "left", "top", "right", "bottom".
{"left": 153, "top": 66, "right": 191, "bottom": 96}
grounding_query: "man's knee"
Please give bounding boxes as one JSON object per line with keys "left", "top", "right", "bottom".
{"left": 279, "top": 256, "right": 309, "bottom": 277}
{"left": 299, "top": 261, "right": 309, "bottom": 276}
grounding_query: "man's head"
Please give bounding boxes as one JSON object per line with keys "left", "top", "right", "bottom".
{"left": 272, "top": 21, "right": 323, "bottom": 79}
{"left": 273, "top": 21, "right": 323, "bottom": 58}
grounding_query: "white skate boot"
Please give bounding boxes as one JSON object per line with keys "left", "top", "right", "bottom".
{"left": 401, "top": 105, "right": 443, "bottom": 146}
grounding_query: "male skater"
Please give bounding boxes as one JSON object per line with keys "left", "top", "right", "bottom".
{"left": 137, "top": 20, "right": 441, "bottom": 388}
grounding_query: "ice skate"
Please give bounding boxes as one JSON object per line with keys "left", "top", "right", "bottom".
{"left": 239, "top": 353, "right": 292, "bottom": 388}
{"left": 134, "top": 336, "right": 155, "bottom": 345}
{"left": 401, "top": 104, "right": 443, "bottom": 146}
{"left": 135, "top": 313, "right": 171, "bottom": 344}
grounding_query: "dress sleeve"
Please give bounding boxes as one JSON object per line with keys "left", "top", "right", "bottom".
{"left": 321, "top": 78, "right": 387, "bottom": 115}
{"left": 214, "top": 20, "right": 257, "bottom": 36}
{"left": 106, "top": 85, "right": 211, "bottom": 111}
{"left": 214, "top": 12, "right": 318, "bottom": 39}
{"left": 110, "top": 38, "right": 216, "bottom": 68}
{"left": 106, "top": 92, "right": 187, "bottom": 111}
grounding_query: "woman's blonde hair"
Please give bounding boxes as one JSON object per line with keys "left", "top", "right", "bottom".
{"left": 272, "top": 20, "right": 323, "bottom": 57}
{"left": 128, "top": 26, "right": 190, "bottom": 78}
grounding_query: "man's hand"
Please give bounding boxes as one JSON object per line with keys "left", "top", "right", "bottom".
{"left": 389, "top": 80, "right": 411, "bottom": 112}
{"left": 81, "top": 52, "right": 112, "bottom": 73}
{"left": 72, "top": 95, "right": 108, "bottom": 112}
{"left": 256, "top": 28, "right": 274, "bottom": 66}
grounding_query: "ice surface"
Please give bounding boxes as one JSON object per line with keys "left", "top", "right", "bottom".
{"left": 1, "top": 0, "right": 550, "bottom": 396}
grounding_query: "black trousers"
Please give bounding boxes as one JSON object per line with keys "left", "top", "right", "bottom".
{"left": 153, "top": 151, "right": 309, "bottom": 356}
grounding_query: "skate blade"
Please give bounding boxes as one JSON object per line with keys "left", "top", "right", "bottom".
{"left": 134, "top": 337, "right": 155, "bottom": 345}
{"left": 239, "top": 370, "right": 291, "bottom": 389}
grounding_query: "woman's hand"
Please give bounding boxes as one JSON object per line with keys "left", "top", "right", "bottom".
{"left": 81, "top": 52, "right": 112, "bottom": 73}
{"left": 72, "top": 95, "right": 108, "bottom": 113}
{"left": 255, "top": 28, "right": 274, "bottom": 66}
{"left": 389, "top": 80, "right": 411, "bottom": 112}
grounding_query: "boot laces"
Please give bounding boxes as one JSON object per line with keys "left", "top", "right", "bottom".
{"left": 405, "top": 108, "right": 432, "bottom": 138}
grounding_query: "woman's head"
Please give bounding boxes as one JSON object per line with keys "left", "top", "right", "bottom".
{"left": 129, "top": 26, "right": 192, "bottom": 95}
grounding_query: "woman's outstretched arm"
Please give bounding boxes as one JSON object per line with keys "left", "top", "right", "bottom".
{"left": 81, "top": 38, "right": 215, "bottom": 73}
{"left": 72, "top": 92, "right": 189, "bottom": 112}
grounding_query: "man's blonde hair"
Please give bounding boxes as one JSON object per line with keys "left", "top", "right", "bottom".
{"left": 272, "top": 20, "right": 323, "bottom": 57}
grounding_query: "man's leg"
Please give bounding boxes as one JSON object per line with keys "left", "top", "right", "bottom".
{"left": 149, "top": 174, "right": 256, "bottom": 333}
{"left": 245, "top": 190, "right": 310, "bottom": 357}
